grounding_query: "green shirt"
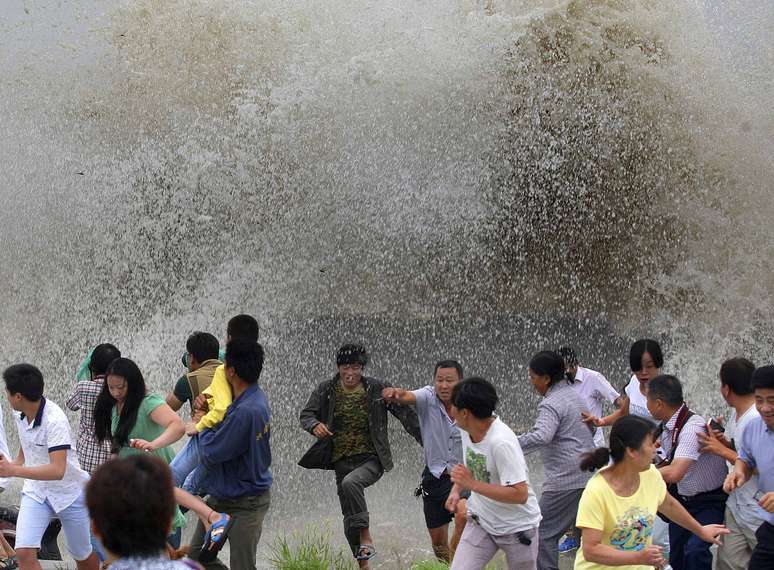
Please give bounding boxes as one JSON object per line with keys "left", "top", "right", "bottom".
{"left": 331, "top": 382, "right": 376, "bottom": 463}
{"left": 111, "top": 394, "right": 185, "bottom": 529}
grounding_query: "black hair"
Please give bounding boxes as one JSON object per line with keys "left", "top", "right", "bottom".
{"left": 529, "top": 351, "right": 574, "bottom": 385}
{"left": 87, "top": 455, "right": 176, "bottom": 557}
{"left": 629, "top": 339, "right": 664, "bottom": 372}
{"left": 3, "top": 363, "right": 44, "bottom": 401}
{"left": 580, "top": 415, "right": 657, "bottom": 471}
{"left": 94, "top": 358, "right": 148, "bottom": 453}
{"left": 452, "top": 377, "right": 498, "bottom": 419}
{"left": 751, "top": 365, "right": 774, "bottom": 391}
{"left": 227, "top": 314, "right": 259, "bottom": 342}
{"left": 186, "top": 331, "right": 220, "bottom": 364}
{"left": 720, "top": 358, "right": 755, "bottom": 396}
{"left": 336, "top": 344, "right": 369, "bottom": 367}
{"left": 225, "top": 339, "right": 264, "bottom": 384}
{"left": 89, "top": 344, "right": 121, "bottom": 377}
{"left": 557, "top": 346, "right": 578, "bottom": 367}
{"left": 647, "top": 374, "right": 683, "bottom": 407}
{"left": 434, "top": 359, "right": 464, "bottom": 379}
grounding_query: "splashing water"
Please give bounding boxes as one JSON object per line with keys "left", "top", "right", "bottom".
{"left": 1, "top": 0, "right": 773, "bottom": 565}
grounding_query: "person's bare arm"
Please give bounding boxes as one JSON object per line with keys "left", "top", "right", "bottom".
{"left": 658, "top": 493, "right": 728, "bottom": 544}
{"left": 581, "top": 527, "right": 664, "bottom": 566}
{"left": 658, "top": 457, "right": 693, "bottom": 484}
{"left": 381, "top": 387, "right": 417, "bottom": 406}
{"left": 0, "top": 449, "right": 67, "bottom": 480}
{"left": 132, "top": 404, "right": 185, "bottom": 452}
{"left": 166, "top": 392, "right": 184, "bottom": 412}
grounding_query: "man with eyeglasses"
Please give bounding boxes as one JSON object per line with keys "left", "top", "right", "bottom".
{"left": 298, "top": 344, "right": 422, "bottom": 570}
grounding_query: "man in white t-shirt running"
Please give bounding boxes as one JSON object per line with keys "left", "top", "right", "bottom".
{"left": 445, "top": 377, "right": 542, "bottom": 570}
{"left": 0, "top": 364, "right": 98, "bottom": 570}
{"left": 697, "top": 358, "right": 763, "bottom": 570}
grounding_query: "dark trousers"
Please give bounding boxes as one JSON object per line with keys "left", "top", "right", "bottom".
{"left": 537, "top": 488, "right": 584, "bottom": 570}
{"left": 334, "top": 454, "right": 383, "bottom": 556}
{"left": 668, "top": 493, "right": 725, "bottom": 570}
{"left": 188, "top": 491, "right": 271, "bottom": 570}
{"left": 749, "top": 521, "right": 774, "bottom": 570}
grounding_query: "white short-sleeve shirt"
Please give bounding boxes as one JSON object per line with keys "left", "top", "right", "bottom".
{"left": 461, "top": 417, "right": 542, "bottom": 535}
{"left": 15, "top": 398, "right": 89, "bottom": 513}
{"left": 572, "top": 367, "right": 620, "bottom": 447}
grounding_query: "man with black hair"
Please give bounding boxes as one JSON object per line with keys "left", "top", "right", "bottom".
{"left": 558, "top": 347, "right": 620, "bottom": 448}
{"left": 187, "top": 339, "right": 272, "bottom": 570}
{"left": 166, "top": 332, "right": 221, "bottom": 413}
{"left": 445, "top": 377, "right": 541, "bottom": 570}
{"left": 382, "top": 359, "right": 468, "bottom": 562}
{"left": 697, "top": 358, "right": 761, "bottom": 570}
{"left": 646, "top": 374, "right": 727, "bottom": 570}
{"left": 725, "top": 365, "right": 774, "bottom": 570}
{"left": 0, "top": 364, "right": 99, "bottom": 570}
{"left": 299, "top": 344, "right": 422, "bottom": 569}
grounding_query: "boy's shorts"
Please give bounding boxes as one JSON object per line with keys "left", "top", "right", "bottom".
{"left": 16, "top": 491, "right": 93, "bottom": 561}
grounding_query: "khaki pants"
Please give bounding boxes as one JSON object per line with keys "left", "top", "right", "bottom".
{"left": 450, "top": 518, "right": 538, "bottom": 570}
{"left": 189, "top": 491, "right": 271, "bottom": 570}
{"left": 714, "top": 507, "right": 757, "bottom": 570}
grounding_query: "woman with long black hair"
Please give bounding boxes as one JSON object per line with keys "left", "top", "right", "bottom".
{"left": 94, "top": 358, "right": 187, "bottom": 538}
{"left": 517, "top": 350, "right": 596, "bottom": 570}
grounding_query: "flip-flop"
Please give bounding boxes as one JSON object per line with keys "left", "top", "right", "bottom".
{"left": 355, "top": 544, "right": 376, "bottom": 561}
{"left": 199, "top": 514, "right": 235, "bottom": 563}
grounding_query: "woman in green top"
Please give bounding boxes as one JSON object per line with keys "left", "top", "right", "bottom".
{"left": 94, "top": 358, "right": 187, "bottom": 533}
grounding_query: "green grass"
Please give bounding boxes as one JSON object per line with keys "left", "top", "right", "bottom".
{"left": 410, "top": 561, "right": 450, "bottom": 570}
{"left": 267, "top": 525, "right": 355, "bottom": 570}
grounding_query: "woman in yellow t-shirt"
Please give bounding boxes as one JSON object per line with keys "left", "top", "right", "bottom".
{"left": 574, "top": 415, "right": 728, "bottom": 569}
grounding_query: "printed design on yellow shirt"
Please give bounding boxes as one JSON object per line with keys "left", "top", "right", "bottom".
{"left": 466, "top": 448, "right": 490, "bottom": 484}
{"left": 610, "top": 506, "right": 653, "bottom": 551}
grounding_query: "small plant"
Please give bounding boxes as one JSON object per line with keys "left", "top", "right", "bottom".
{"left": 411, "top": 560, "right": 450, "bottom": 570}
{"left": 268, "top": 524, "right": 355, "bottom": 570}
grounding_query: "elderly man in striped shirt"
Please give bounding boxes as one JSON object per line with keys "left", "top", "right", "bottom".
{"left": 647, "top": 374, "right": 728, "bottom": 570}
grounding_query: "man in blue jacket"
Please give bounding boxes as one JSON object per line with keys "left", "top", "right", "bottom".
{"left": 188, "top": 339, "right": 272, "bottom": 570}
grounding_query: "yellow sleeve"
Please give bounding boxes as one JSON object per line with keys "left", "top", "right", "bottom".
{"left": 196, "top": 365, "right": 233, "bottom": 431}
{"left": 575, "top": 476, "right": 606, "bottom": 531}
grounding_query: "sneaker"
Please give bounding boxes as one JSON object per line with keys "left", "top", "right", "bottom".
{"left": 558, "top": 535, "right": 579, "bottom": 553}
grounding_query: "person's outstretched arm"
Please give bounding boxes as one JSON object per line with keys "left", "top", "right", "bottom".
{"left": 658, "top": 493, "right": 728, "bottom": 543}
{"left": 132, "top": 403, "right": 185, "bottom": 452}
{"left": 381, "top": 387, "right": 417, "bottom": 406}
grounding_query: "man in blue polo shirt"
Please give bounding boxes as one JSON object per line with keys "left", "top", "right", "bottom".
{"left": 187, "top": 339, "right": 272, "bottom": 570}
{"left": 725, "top": 364, "right": 774, "bottom": 570}
{"left": 382, "top": 359, "right": 468, "bottom": 562}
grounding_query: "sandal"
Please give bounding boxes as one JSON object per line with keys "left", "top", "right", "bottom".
{"left": 355, "top": 544, "right": 376, "bottom": 561}
{"left": 0, "top": 557, "right": 18, "bottom": 570}
{"left": 198, "top": 513, "right": 234, "bottom": 563}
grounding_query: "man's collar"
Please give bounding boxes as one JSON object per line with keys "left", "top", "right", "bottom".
{"left": 20, "top": 396, "right": 46, "bottom": 427}
{"left": 664, "top": 404, "right": 686, "bottom": 430}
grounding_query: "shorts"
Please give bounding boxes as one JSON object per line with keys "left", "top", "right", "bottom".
{"left": 421, "top": 467, "right": 468, "bottom": 530}
{"left": 16, "top": 492, "right": 93, "bottom": 561}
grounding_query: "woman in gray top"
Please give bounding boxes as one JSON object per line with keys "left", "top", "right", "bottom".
{"left": 517, "top": 351, "right": 595, "bottom": 570}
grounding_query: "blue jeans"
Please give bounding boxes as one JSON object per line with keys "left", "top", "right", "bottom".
{"left": 170, "top": 435, "right": 209, "bottom": 494}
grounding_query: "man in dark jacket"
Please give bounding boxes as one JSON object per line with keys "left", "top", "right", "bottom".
{"left": 299, "top": 344, "right": 421, "bottom": 569}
